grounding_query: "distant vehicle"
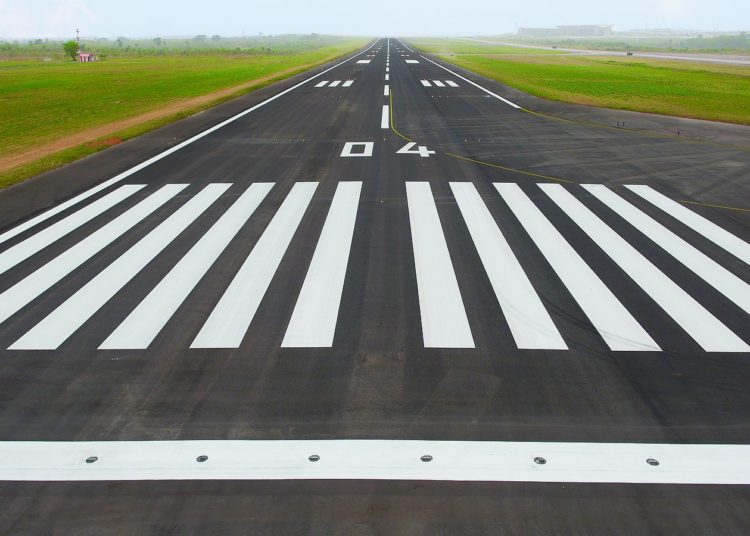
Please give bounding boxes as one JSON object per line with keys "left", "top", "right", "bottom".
{"left": 626, "top": 51, "right": 634, "bottom": 56}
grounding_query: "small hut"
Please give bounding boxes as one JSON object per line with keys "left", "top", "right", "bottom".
{"left": 77, "top": 52, "right": 96, "bottom": 62}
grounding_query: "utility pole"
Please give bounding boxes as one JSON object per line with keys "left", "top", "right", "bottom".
{"left": 76, "top": 28, "right": 80, "bottom": 51}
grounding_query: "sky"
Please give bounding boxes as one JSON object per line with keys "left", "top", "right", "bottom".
{"left": 0, "top": 0, "right": 748, "bottom": 39}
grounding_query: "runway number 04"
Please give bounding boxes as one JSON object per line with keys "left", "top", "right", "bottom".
{"left": 397, "top": 142, "right": 435, "bottom": 158}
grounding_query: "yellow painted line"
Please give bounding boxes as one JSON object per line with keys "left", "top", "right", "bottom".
{"left": 679, "top": 199, "right": 750, "bottom": 213}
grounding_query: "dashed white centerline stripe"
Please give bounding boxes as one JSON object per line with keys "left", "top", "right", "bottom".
{"left": 626, "top": 185, "right": 750, "bottom": 265}
{"left": 541, "top": 184, "right": 749, "bottom": 352}
{"left": 191, "top": 182, "right": 318, "bottom": 349}
{"left": 496, "top": 183, "right": 659, "bottom": 351}
{"left": 0, "top": 184, "right": 144, "bottom": 276}
{"left": 385, "top": 74, "right": 389, "bottom": 81}
{"left": 100, "top": 183, "right": 275, "bottom": 350}
{"left": 381, "top": 105, "right": 389, "bottom": 129}
{"left": 282, "top": 182, "right": 362, "bottom": 348}
{"left": 0, "top": 185, "right": 186, "bottom": 326}
{"left": 407, "top": 182, "right": 474, "bottom": 348}
{"left": 384, "top": 84, "right": 390, "bottom": 96}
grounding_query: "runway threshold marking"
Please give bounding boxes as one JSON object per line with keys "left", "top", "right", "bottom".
{"left": 584, "top": 184, "right": 750, "bottom": 314}
{"left": 314, "top": 80, "right": 329, "bottom": 87}
{"left": 0, "top": 185, "right": 186, "bottom": 325}
{"left": 191, "top": 182, "right": 318, "bottom": 349}
{"left": 4, "top": 439, "right": 750, "bottom": 484}
{"left": 627, "top": 185, "right": 750, "bottom": 265}
{"left": 11, "top": 184, "right": 230, "bottom": 350}
{"left": 541, "top": 184, "right": 749, "bottom": 352}
{"left": 496, "top": 183, "right": 659, "bottom": 351}
{"left": 100, "top": 183, "right": 274, "bottom": 350}
{"left": 0, "top": 40, "right": 378, "bottom": 244}
{"left": 406, "top": 182, "right": 474, "bottom": 348}
{"left": 342, "top": 80, "right": 354, "bottom": 87}
{"left": 282, "top": 182, "right": 362, "bottom": 347}
{"left": 0, "top": 184, "right": 144, "bottom": 276}
{"left": 451, "top": 182, "right": 567, "bottom": 349}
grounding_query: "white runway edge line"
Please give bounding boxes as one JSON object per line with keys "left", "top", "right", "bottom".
{"left": 541, "top": 184, "right": 749, "bottom": 353}
{"left": 584, "top": 185, "right": 750, "bottom": 315}
{"left": 0, "top": 184, "right": 144, "bottom": 276}
{"left": 100, "top": 183, "right": 274, "bottom": 350}
{"left": 3, "top": 439, "right": 750, "bottom": 484}
{"left": 192, "top": 182, "right": 318, "bottom": 348}
{"left": 282, "top": 182, "right": 362, "bottom": 347}
{"left": 451, "top": 183, "right": 566, "bottom": 350}
{"left": 496, "top": 184, "right": 659, "bottom": 351}
{"left": 0, "top": 185, "right": 185, "bottom": 326}
{"left": 381, "top": 105, "right": 389, "bottom": 129}
{"left": 420, "top": 54, "right": 521, "bottom": 109}
{"left": 626, "top": 185, "right": 750, "bottom": 265}
{"left": 407, "top": 182, "right": 474, "bottom": 348}
{"left": 0, "top": 41, "right": 378, "bottom": 245}
{"left": 11, "top": 184, "right": 230, "bottom": 350}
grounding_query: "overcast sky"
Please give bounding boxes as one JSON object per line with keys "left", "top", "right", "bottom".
{"left": 0, "top": 0, "right": 747, "bottom": 39}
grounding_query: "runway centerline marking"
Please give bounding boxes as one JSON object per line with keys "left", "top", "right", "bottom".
{"left": 381, "top": 105, "right": 389, "bottom": 129}
{"left": 384, "top": 84, "right": 390, "bottom": 96}
{"left": 0, "top": 185, "right": 186, "bottom": 326}
{"left": 282, "top": 182, "right": 362, "bottom": 347}
{"left": 100, "top": 183, "right": 274, "bottom": 350}
{"left": 406, "top": 182, "right": 474, "bottom": 348}
{"left": 496, "top": 183, "right": 659, "bottom": 351}
{"left": 191, "top": 182, "right": 318, "bottom": 348}
{"left": 451, "top": 182, "right": 566, "bottom": 349}
{"left": 541, "top": 184, "right": 748, "bottom": 352}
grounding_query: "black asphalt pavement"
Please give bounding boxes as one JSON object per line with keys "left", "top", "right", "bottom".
{"left": 0, "top": 38, "right": 749, "bottom": 533}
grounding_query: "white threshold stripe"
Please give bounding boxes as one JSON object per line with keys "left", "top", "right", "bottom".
{"left": 433, "top": 80, "right": 445, "bottom": 87}
{"left": 585, "top": 185, "right": 750, "bottom": 315}
{"left": 0, "top": 185, "right": 185, "bottom": 326}
{"left": 451, "top": 183, "right": 566, "bottom": 350}
{"left": 626, "top": 185, "right": 750, "bottom": 266}
{"left": 420, "top": 80, "right": 431, "bottom": 87}
{"left": 446, "top": 80, "right": 459, "bottom": 87}
{"left": 384, "top": 84, "right": 390, "bottom": 96}
{"left": 342, "top": 80, "right": 354, "bottom": 87}
{"left": 329, "top": 80, "right": 341, "bottom": 87}
{"left": 381, "top": 105, "right": 389, "bottom": 129}
{"left": 192, "top": 182, "right": 318, "bottom": 348}
{"left": 315, "top": 80, "right": 328, "bottom": 87}
{"left": 282, "top": 182, "right": 362, "bottom": 347}
{"left": 10, "top": 184, "right": 229, "bottom": 350}
{"left": 100, "top": 183, "right": 274, "bottom": 350}
{"left": 420, "top": 55, "right": 521, "bottom": 109}
{"left": 2, "top": 439, "right": 750, "bottom": 484}
{"left": 541, "top": 184, "right": 749, "bottom": 352}
{"left": 0, "top": 184, "right": 144, "bottom": 276}
{"left": 0, "top": 42, "right": 377, "bottom": 245}
{"left": 407, "top": 182, "right": 474, "bottom": 348}
{"left": 496, "top": 184, "right": 658, "bottom": 351}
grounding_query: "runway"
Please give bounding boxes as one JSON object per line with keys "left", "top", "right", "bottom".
{"left": 0, "top": 38, "right": 749, "bottom": 532}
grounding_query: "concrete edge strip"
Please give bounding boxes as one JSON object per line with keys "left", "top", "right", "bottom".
{"left": 0, "top": 40, "right": 379, "bottom": 244}
{"left": 1, "top": 440, "right": 749, "bottom": 483}
{"left": 418, "top": 54, "right": 522, "bottom": 109}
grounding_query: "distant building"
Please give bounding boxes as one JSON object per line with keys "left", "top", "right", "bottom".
{"left": 518, "top": 25, "right": 613, "bottom": 38}
{"left": 77, "top": 52, "right": 96, "bottom": 62}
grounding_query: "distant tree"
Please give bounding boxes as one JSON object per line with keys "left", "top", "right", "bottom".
{"left": 211, "top": 34, "right": 220, "bottom": 41}
{"left": 62, "top": 40, "right": 78, "bottom": 60}
{"left": 116, "top": 36, "right": 126, "bottom": 47}
{"left": 153, "top": 37, "right": 163, "bottom": 46}
{"left": 194, "top": 34, "right": 207, "bottom": 42}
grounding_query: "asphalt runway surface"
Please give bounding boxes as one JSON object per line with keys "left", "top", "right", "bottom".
{"left": 0, "top": 38, "right": 749, "bottom": 533}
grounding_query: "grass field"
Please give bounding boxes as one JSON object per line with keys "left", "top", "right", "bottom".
{"left": 0, "top": 36, "right": 367, "bottom": 188}
{"left": 407, "top": 39, "right": 560, "bottom": 55}
{"left": 411, "top": 40, "right": 750, "bottom": 125}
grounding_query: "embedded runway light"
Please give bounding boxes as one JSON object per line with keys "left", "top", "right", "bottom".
{"left": 534, "top": 457, "right": 547, "bottom": 465}
{"left": 85, "top": 456, "right": 98, "bottom": 464}
{"left": 308, "top": 454, "right": 320, "bottom": 462}
{"left": 196, "top": 455, "right": 208, "bottom": 462}
{"left": 646, "top": 458, "right": 660, "bottom": 466}
{"left": 420, "top": 455, "right": 433, "bottom": 462}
